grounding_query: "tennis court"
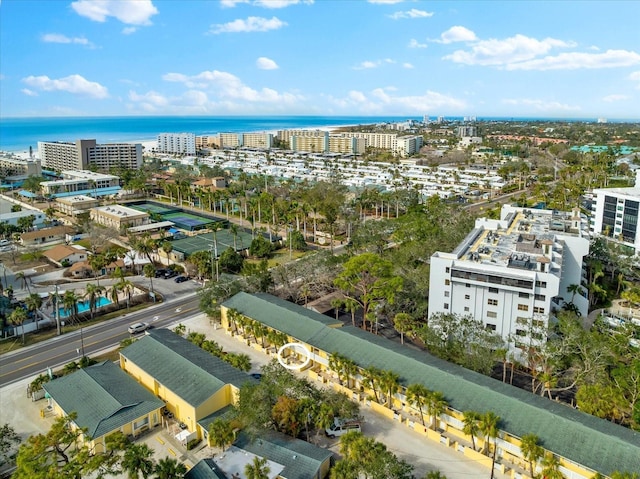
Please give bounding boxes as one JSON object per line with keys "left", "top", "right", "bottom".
{"left": 171, "top": 229, "right": 255, "bottom": 256}
{"left": 128, "top": 202, "right": 177, "bottom": 215}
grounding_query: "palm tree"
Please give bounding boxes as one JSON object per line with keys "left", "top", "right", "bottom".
{"left": 478, "top": 411, "right": 500, "bottom": 479}
{"left": 154, "top": 457, "right": 187, "bottom": 479}
{"left": 117, "top": 277, "right": 135, "bottom": 310}
{"left": 566, "top": 283, "right": 584, "bottom": 303}
{"left": 143, "top": 263, "right": 156, "bottom": 296}
{"left": 520, "top": 433, "right": 544, "bottom": 478}
{"left": 462, "top": 411, "right": 480, "bottom": 451}
{"left": 10, "top": 307, "right": 28, "bottom": 344}
{"left": 89, "top": 253, "right": 107, "bottom": 285}
{"left": 15, "top": 271, "right": 31, "bottom": 294}
{"left": 426, "top": 391, "right": 447, "bottom": 431}
{"left": 62, "top": 290, "right": 80, "bottom": 322}
{"left": 84, "top": 283, "right": 105, "bottom": 319}
{"left": 108, "top": 283, "right": 121, "bottom": 306}
{"left": 405, "top": 383, "right": 430, "bottom": 426}
{"left": 121, "top": 442, "right": 155, "bottom": 479}
{"left": 245, "top": 456, "right": 270, "bottom": 479}
{"left": 361, "top": 366, "right": 383, "bottom": 404}
{"left": 540, "top": 452, "right": 564, "bottom": 479}
{"left": 208, "top": 418, "right": 235, "bottom": 452}
{"left": 24, "top": 293, "right": 43, "bottom": 332}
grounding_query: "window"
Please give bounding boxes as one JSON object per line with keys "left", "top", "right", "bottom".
{"left": 464, "top": 294, "right": 470, "bottom": 300}
{"left": 487, "top": 311, "right": 497, "bottom": 318}
{"left": 446, "top": 267, "right": 450, "bottom": 273}
{"left": 444, "top": 291, "right": 450, "bottom": 297}
{"left": 519, "top": 292, "right": 530, "bottom": 298}
{"left": 445, "top": 279, "right": 450, "bottom": 286}
{"left": 535, "top": 294, "right": 545, "bottom": 301}
{"left": 535, "top": 281, "right": 547, "bottom": 288}
{"left": 464, "top": 307, "right": 470, "bottom": 312}
{"left": 518, "top": 304, "right": 529, "bottom": 311}
{"left": 485, "top": 323, "right": 496, "bottom": 331}
{"left": 533, "top": 307, "right": 545, "bottom": 314}
{"left": 516, "top": 329, "right": 526, "bottom": 337}
{"left": 488, "top": 287, "right": 499, "bottom": 294}
{"left": 487, "top": 299, "right": 498, "bottom": 306}
{"left": 466, "top": 283, "right": 471, "bottom": 288}
{"left": 444, "top": 303, "right": 449, "bottom": 310}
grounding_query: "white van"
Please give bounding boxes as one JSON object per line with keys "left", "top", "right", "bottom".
{"left": 325, "top": 417, "right": 362, "bottom": 438}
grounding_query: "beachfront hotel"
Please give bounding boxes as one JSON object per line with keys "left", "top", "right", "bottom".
{"left": 157, "top": 133, "right": 196, "bottom": 155}
{"left": 429, "top": 205, "right": 590, "bottom": 355}
{"left": 38, "top": 139, "right": 142, "bottom": 172}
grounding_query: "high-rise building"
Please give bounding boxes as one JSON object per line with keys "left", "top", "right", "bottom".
{"left": 591, "top": 186, "right": 640, "bottom": 255}
{"left": 242, "top": 133, "right": 273, "bottom": 149}
{"left": 219, "top": 133, "right": 242, "bottom": 149}
{"left": 38, "top": 140, "right": 141, "bottom": 172}
{"left": 157, "top": 133, "right": 196, "bottom": 155}
{"left": 429, "top": 205, "right": 589, "bottom": 356}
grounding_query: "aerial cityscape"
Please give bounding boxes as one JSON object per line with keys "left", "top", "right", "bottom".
{"left": 1, "top": 1, "right": 640, "bottom": 479}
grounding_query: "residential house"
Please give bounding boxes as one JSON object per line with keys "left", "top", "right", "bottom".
{"left": 20, "top": 225, "right": 76, "bottom": 246}
{"left": 43, "top": 361, "right": 164, "bottom": 453}
{"left": 119, "top": 329, "right": 256, "bottom": 441}
{"left": 43, "top": 244, "right": 88, "bottom": 267}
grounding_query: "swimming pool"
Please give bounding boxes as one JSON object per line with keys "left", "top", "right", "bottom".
{"left": 58, "top": 297, "right": 112, "bottom": 318}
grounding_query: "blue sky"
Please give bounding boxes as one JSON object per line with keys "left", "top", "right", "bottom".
{"left": 1, "top": 0, "right": 639, "bottom": 119}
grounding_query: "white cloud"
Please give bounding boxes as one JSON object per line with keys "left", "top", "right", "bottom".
{"left": 438, "top": 26, "right": 477, "bottom": 44}
{"left": 353, "top": 58, "right": 395, "bottom": 70}
{"left": 502, "top": 98, "right": 580, "bottom": 112}
{"left": 221, "top": 0, "right": 249, "bottom": 6}
{"left": 403, "top": 63, "right": 414, "bottom": 69}
{"left": 367, "top": 0, "right": 404, "bottom": 4}
{"left": 602, "top": 94, "right": 629, "bottom": 102}
{"left": 71, "top": 0, "right": 158, "bottom": 25}
{"left": 210, "top": 16, "right": 287, "bottom": 33}
{"left": 408, "top": 38, "right": 427, "bottom": 49}
{"left": 629, "top": 71, "right": 640, "bottom": 89}
{"left": 41, "top": 33, "right": 92, "bottom": 46}
{"left": 445, "top": 34, "right": 574, "bottom": 67}
{"left": 21, "top": 88, "right": 38, "bottom": 97}
{"left": 253, "top": 0, "right": 314, "bottom": 7}
{"left": 506, "top": 49, "right": 640, "bottom": 71}
{"left": 122, "top": 27, "right": 137, "bottom": 35}
{"left": 330, "top": 88, "right": 466, "bottom": 114}
{"left": 22, "top": 74, "right": 108, "bottom": 98}
{"left": 161, "top": 69, "right": 303, "bottom": 105}
{"left": 388, "top": 9, "right": 433, "bottom": 19}
{"left": 256, "top": 57, "right": 279, "bottom": 70}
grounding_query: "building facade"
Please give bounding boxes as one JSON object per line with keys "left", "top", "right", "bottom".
{"left": 90, "top": 204, "right": 149, "bottom": 230}
{"left": 0, "top": 155, "right": 42, "bottom": 178}
{"left": 591, "top": 186, "right": 640, "bottom": 255}
{"left": 157, "top": 133, "right": 196, "bottom": 155}
{"left": 40, "top": 170, "right": 120, "bottom": 197}
{"left": 55, "top": 195, "right": 100, "bottom": 217}
{"left": 429, "top": 205, "right": 590, "bottom": 355}
{"left": 242, "top": 132, "right": 273, "bottom": 149}
{"left": 38, "top": 139, "right": 141, "bottom": 171}
{"left": 219, "top": 133, "right": 242, "bottom": 149}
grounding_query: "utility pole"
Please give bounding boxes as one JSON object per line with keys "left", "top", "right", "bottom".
{"left": 54, "top": 284, "right": 61, "bottom": 336}
{"left": 289, "top": 226, "right": 293, "bottom": 260}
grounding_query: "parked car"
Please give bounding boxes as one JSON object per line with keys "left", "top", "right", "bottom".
{"left": 127, "top": 322, "right": 149, "bottom": 334}
{"left": 155, "top": 269, "right": 167, "bottom": 278}
{"left": 174, "top": 276, "right": 188, "bottom": 283}
{"left": 325, "top": 417, "right": 362, "bottom": 438}
{"left": 164, "top": 270, "right": 178, "bottom": 279}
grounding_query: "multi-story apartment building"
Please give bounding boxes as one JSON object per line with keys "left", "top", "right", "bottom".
{"left": 195, "top": 135, "right": 219, "bottom": 150}
{"left": 90, "top": 204, "right": 149, "bottom": 230}
{"left": 157, "top": 133, "right": 196, "bottom": 155}
{"left": 429, "top": 205, "right": 589, "bottom": 355}
{"left": 0, "top": 155, "right": 42, "bottom": 178}
{"left": 55, "top": 195, "right": 100, "bottom": 217}
{"left": 242, "top": 132, "right": 273, "bottom": 149}
{"left": 342, "top": 132, "right": 398, "bottom": 151}
{"left": 277, "top": 129, "right": 327, "bottom": 148}
{"left": 396, "top": 135, "right": 423, "bottom": 157}
{"left": 38, "top": 139, "right": 141, "bottom": 172}
{"left": 328, "top": 136, "right": 366, "bottom": 155}
{"left": 219, "top": 133, "right": 242, "bottom": 149}
{"left": 591, "top": 185, "right": 640, "bottom": 255}
{"left": 291, "top": 134, "right": 328, "bottom": 153}
{"left": 40, "top": 170, "right": 120, "bottom": 197}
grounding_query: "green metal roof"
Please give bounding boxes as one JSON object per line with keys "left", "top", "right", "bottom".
{"left": 197, "top": 404, "right": 236, "bottom": 433}
{"left": 222, "top": 292, "right": 342, "bottom": 343}
{"left": 226, "top": 293, "right": 640, "bottom": 476}
{"left": 43, "top": 361, "right": 164, "bottom": 440}
{"left": 234, "top": 431, "right": 333, "bottom": 479}
{"left": 185, "top": 459, "right": 229, "bottom": 479}
{"left": 120, "top": 329, "right": 255, "bottom": 408}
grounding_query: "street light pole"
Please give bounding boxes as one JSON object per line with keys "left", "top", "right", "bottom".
{"left": 54, "top": 284, "right": 61, "bottom": 336}
{"left": 289, "top": 226, "right": 293, "bottom": 260}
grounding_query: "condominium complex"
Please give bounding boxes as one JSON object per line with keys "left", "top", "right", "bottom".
{"left": 429, "top": 205, "right": 590, "bottom": 355}
{"left": 219, "top": 133, "right": 241, "bottom": 149}
{"left": 591, "top": 186, "right": 640, "bottom": 255}
{"left": 0, "top": 155, "right": 42, "bottom": 178}
{"left": 157, "top": 133, "right": 196, "bottom": 155}
{"left": 38, "top": 140, "right": 142, "bottom": 172}
{"left": 218, "top": 132, "right": 273, "bottom": 149}
{"left": 40, "top": 170, "right": 120, "bottom": 197}
{"left": 90, "top": 204, "right": 149, "bottom": 230}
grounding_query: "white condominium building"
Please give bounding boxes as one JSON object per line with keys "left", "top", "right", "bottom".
{"left": 39, "top": 139, "right": 142, "bottom": 172}
{"left": 157, "top": 133, "right": 196, "bottom": 155}
{"left": 591, "top": 186, "right": 640, "bottom": 255}
{"left": 429, "top": 205, "right": 589, "bottom": 355}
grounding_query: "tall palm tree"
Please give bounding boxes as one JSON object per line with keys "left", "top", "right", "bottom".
{"left": 540, "top": 452, "right": 563, "bottom": 479}
{"left": 84, "top": 283, "right": 105, "bottom": 320}
{"left": 478, "top": 411, "right": 500, "bottom": 479}
{"left": 62, "top": 290, "right": 80, "bottom": 323}
{"left": 426, "top": 391, "right": 447, "bottom": 431}
{"left": 245, "top": 456, "right": 270, "bottom": 479}
{"left": 89, "top": 253, "right": 107, "bottom": 286}
{"left": 154, "top": 457, "right": 187, "bottom": 479}
{"left": 10, "top": 307, "right": 28, "bottom": 344}
{"left": 143, "top": 263, "right": 156, "bottom": 296}
{"left": 121, "top": 443, "right": 155, "bottom": 479}
{"left": 117, "top": 277, "right": 135, "bottom": 310}
{"left": 462, "top": 411, "right": 480, "bottom": 451}
{"left": 520, "top": 433, "right": 544, "bottom": 478}
{"left": 15, "top": 271, "right": 30, "bottom": 294}
{"left": 361, "top": 366, "right": 383, "bottom": 404}
{"left": 406, "top": 384, "right": 430, "bottom": 426}
{"left": 24, "top": 293, "right": 43, "bottom": 332}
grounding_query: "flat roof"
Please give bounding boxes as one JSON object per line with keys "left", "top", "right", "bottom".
{"left": 93, "top": 204, "right": 149, "bottom": 218}
{"left": 127, "top": 221, "right": 175, "bottom": 232}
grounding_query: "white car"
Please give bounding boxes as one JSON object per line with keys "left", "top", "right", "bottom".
{"left": 127, "top": 322, "right": 149, "bottom": 334}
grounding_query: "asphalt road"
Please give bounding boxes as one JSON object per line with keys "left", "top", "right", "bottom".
{"left": 0, "top": 293, "right": 201, "bottom": 387}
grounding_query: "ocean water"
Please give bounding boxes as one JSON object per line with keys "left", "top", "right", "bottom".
{"left": 0, "top": 115, "right": 420, "bottom": 153}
